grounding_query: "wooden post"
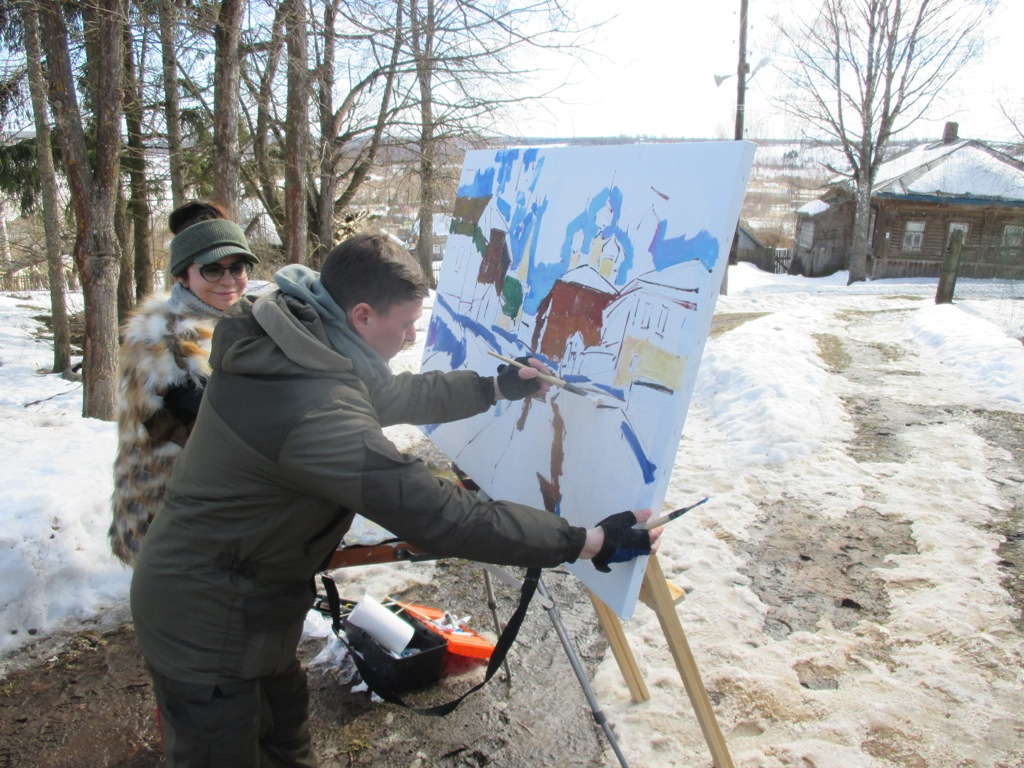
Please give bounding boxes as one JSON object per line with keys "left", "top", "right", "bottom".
{"left": 936, "top": 229, "right": 964, "bottom": 304}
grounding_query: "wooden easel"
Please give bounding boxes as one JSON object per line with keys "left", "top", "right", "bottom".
{"left": 588, "top": 554, "right": 734, "bottom": 768}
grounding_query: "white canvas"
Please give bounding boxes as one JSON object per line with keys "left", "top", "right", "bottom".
{"left": 420, "top": 142, "right": 755, "bottom": 618}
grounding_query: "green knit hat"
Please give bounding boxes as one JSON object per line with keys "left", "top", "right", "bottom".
{"left": 168, "top": 219, "right": 259, "bottom": 277}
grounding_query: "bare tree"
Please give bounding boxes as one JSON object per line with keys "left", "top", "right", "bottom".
{"left": 401, "top": 0, "right": 586, "bottom": 284}
{"left": 21, "top": 0, "right": 71, "bottom": 376}
{"left": 409, "top": 0, "right": 436, "bottom": 284}
{"left": 242, "top": 0, "right": 403, "bottom": 263}
{"left": 38, "top": 0, "right": 127, "bottom": 420}
{"left": 158, "top": 0, "right": 185, "bottom": 208}
{"left": 213, "top": 0, "right": 243, "bottom": 217}
{"left": 777, "top": 0, "right": 994, "bottom": 284}
{"left": 998, "top": 98, "right": 1024, "bottom": 144}
{"left": 123, "top": 13, "right": 153, "bottom": 306}
{"left": 284, "top": 0, "right": 308, "bottom": 264}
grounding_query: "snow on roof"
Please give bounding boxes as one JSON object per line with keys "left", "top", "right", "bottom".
{"left": 880, "top": 145, "right": 1024, "bottom": 200}
{"left": 835, "top": 139, "right": 1024, "bottom": 202}
{"left": 798, "top": 199, "right": 830, "bottom": 216}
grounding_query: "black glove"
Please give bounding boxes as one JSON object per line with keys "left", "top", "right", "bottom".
{"left": 591, "top": 511, "right": 651, "bottom": 573}
{"left": 163, "top": 379, "right": 205, "bottom": 425}
{"left": 496, "top": 356, "right": 542, "bottom": 401}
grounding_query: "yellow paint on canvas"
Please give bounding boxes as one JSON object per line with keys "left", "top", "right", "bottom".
{"left": 614, "top": 336, "right": 687, "bottom": 391}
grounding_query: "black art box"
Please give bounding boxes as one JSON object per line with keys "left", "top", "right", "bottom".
{"left": 343, "top": 608, "right": 448, "bottom": 693}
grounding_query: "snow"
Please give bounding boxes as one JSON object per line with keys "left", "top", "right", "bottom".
{"left": 824, "top": 140, "right": 1024, "bottom": 203}
{"left": 796, "top": 199, "right": 830, "bottom": 216}
{"left": 870, "top": 141, "right": 1024, "bottom": 201}
{"left": 901, "top": 147, "right": 1024, "bottom": 200}
{"left": 2, "top": 264, "right": 1022, "bottom": 766}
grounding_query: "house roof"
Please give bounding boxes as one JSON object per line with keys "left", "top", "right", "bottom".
{"left": 797, "top": 199, "right": 831, "bottom": 216}
{"left": 738, "top": 224, "right": 765, "bottom": 248}
{"left": 842, "top": 139, "right": 1024, "bottom": 203}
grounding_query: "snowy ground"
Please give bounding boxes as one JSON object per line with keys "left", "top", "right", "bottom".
{"left": 1, "top": 264, "right": 1022, "bottom": 767}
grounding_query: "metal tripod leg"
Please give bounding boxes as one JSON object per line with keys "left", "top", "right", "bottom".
{"left": 536, "top": 577, "right": 630, "bottom": 768}
{"left": 481, "top": 569, "right": 513, "bottom": 684}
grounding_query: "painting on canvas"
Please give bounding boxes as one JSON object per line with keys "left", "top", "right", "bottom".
{"left": 420, "top": 142, "right": 755, "bottom": 618}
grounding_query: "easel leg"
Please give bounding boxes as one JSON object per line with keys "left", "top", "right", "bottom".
{"left": 537, "top": 578, "right": 631, "bottom": 768}
{"left": 587, "top": 590, "right": 650, "bottom": 703}
{"left": 481, "top": 569, "right": 513, "bottom": 684}
{"left": 642, "top": 554, "right": 735, "bottom": 768}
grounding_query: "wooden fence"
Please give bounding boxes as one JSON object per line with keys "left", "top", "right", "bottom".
{"left": 872, "top": 245, "right": 1024, "bottom": 281}
{"left": 738, "top": 247, "right": 792, "bottom": 275}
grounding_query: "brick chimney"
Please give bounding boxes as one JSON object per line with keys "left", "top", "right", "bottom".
{"left": 943, "top": 121, "right": 959, "bottom": 144}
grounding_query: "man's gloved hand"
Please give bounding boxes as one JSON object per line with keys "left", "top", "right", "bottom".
{"left": 591, "top": 511, "right": 652, "bottom": 573}
{"left": 496, "top": 356, "right": 542, "bottom": 401}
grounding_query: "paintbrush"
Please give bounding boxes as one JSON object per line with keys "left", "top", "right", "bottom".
{"left": 641, "top": 497, "right": 709, "bottom": 530}
{"left": 486, "top": 350, "right": 592, "bottom": 397}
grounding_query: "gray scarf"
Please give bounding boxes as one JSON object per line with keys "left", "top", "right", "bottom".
{"left": 169, "top": 281, "right": 224, "bottom": 320}
{"left": 274, "top": 264, "right": 392, "bottom": 387}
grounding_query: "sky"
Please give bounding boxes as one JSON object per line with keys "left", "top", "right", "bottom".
{"left": 1, "top": 265, "right": 1022, "bottom": 765}
{"left": 508, "top": 0, "right": 1024, "bottom": 142}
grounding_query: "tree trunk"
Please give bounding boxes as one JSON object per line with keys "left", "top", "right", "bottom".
{"left": 251, "top": 3, "right": 287, "bottom": 238}
{"left": 847, "top": 173, "right": 872, "bottom": 284}
{"left": 158, "top": 0, "right": 185, "bottom": 208}
{"left": 284, "top": 0, "right": 308, "bottom": 265}
{"left": 412, "top": 0, "right": 438, "bottom": 286}
{"left": 22, "top": 0, "right": 71, "bottom": 375}
{"left": 314, "top": 0, "right": 339, "bottom": 267}
{"left": 0, "top": 210, "right": 10, "bottom": 266}
{"left": 213, "top": 0, "right": 244, "bottom": 217}
{"left": 39, "top": 0, "right": 126, "bottom": 420}
{"left": 123, "top": 23, "right": 153, "bottom": 302}
{"left": 115, "top": 185, "right": 134, "bottom": 323}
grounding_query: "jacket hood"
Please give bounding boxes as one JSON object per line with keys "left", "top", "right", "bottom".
{"left": 210, "top": 292, "right": 354, "bottom": 378}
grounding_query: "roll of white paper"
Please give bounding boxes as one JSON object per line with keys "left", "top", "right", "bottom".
{"left": 347, "top": 595, "right": 414, "bottom": 655}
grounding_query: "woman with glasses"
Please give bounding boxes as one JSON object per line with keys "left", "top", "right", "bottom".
{"left": 109, "top": 201, "right": 260, "bottom": 566}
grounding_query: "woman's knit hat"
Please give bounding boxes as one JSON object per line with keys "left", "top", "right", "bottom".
{"left": 169, "top": 219, "right": 259, "bottom": 277}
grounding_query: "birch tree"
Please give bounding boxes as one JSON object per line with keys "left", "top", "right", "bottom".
{"left": 777, "top": 0, "right": 994, "bottom": 284}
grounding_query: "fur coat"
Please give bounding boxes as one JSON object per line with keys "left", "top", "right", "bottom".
{"left": 109, "top": 289, "right": 217, "bottom": 566}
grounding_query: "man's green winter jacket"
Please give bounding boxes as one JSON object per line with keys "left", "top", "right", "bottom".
{"left": 130, "top": 290, "right": 587, "bottom": 684}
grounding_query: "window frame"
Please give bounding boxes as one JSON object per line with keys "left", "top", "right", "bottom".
{"left": 1003, "top": 224, "right": 1023, "bottom": 248}
{"left": 902, "top": 221, "right": 925, "bottom": 252}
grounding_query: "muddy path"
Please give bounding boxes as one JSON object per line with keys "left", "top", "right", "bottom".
{"left": 1, "top": 307, "right": 1021, "bottom": 767}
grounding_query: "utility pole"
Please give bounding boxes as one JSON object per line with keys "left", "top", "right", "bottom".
{"left": 723, "top": 0, "right": 749, "bottom": 297}
{"left": 734, "top": 0, "right": 748, "bottom": 142}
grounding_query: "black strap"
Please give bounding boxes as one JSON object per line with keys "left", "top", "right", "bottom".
{"left": 319, "top": 569, "right": 540, "bottom": 717}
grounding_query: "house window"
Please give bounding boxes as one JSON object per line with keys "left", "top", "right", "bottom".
{"left": 947, "top": 222, "right": 969, "bottom": 246}
{"left": 1003, "top": 225, "right": 1024, "bottom": 248}
{"left": 432, "top": 243, "right": 441, "bottom": 254}
{"left": 797, "top": 220, "right": 814, "bottom": 249}
{"left": 902, "top": 221, "right": 925, "bottom": 252}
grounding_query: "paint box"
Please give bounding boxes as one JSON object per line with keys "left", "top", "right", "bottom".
{"left": 343, "top": 607, "right": 448, "bottom": 693}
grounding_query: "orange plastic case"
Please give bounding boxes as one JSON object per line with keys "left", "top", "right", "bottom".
{"left": 397, "top": 603, "right": 496, "bottom": 660}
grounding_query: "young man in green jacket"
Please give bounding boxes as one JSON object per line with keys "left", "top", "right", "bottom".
{"left": 130, "top": 233, "right": 661, "bottom": 767}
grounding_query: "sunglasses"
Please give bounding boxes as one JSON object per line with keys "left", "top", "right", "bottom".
{"left": 198, "top": 260, "right": 252, "bottom": 282}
